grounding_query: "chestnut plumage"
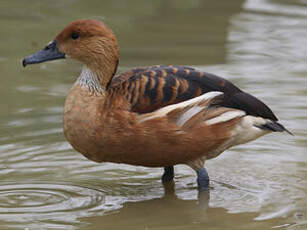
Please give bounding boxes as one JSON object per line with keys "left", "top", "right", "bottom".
{"left": 23, "top": 19, "right": 291, "bottom": 191}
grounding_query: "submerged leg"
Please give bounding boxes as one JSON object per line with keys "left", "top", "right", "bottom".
{"left": 196, "top": 168, "right": 210, "bottom": 191}
{"left": 161, "top": 166, "right": 174, "bottom": 183}
{"left": 198, "top": 188, "right": 210, "bottom": 210}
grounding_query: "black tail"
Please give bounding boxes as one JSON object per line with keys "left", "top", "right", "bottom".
{"left": 256, "top": 121, "right": 293, "bottom": 135}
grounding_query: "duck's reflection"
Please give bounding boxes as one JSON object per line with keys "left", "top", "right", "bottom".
{"left": 162, "top": 181, "right": 210, "bottom": 211}
{"left": 79, "top": 183, "right": 276, "bottom": 230}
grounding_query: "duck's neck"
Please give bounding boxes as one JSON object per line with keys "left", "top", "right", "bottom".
{"left": 77, "top": 66, "right": 104, "bottom": 93}
{"left": 76, "top": 60, "right": 118, "bottom": 94}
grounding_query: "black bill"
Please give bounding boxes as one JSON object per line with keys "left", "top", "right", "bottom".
{"left": 22, "top": 40, "right": 65, "bottom": 67}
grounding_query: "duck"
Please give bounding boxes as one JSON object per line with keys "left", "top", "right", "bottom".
{"left": 22, "top": 19, "right": 291, "bottom": 191}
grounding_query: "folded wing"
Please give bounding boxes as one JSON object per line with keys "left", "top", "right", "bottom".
{"left": 111, "top": 65, "right": 275, "bottom": 118}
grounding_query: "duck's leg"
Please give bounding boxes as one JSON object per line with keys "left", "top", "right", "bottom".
{"left": 188, "top": 157, "right": 209, "bottom": 191}
{"left": 196, "top": 168, "right": 210, "bottom": 191}
{"left": 161, "top": 166, "right": 174, "bottom": 183}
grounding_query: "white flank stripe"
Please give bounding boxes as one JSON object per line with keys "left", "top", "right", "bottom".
{"left": 139, "top": 91, "right": 223, "bottom": 123}
{"left": 176, "top": 106, "right": 203, "bottom": 126}
{"left": 205, "top": 110, "right": 246, "bottom": 125}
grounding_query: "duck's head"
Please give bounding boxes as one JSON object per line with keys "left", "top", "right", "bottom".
{"left": 23, "top": 19, "right": 119, "bottom": 86}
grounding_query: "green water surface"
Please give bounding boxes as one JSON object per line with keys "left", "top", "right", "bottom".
{"left": 0, "top": 0, "right": 306, "bottom": 229}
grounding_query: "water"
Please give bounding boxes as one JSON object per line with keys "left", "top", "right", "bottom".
{"left": 0, "top": 0, "right": 306, "bottom": 229}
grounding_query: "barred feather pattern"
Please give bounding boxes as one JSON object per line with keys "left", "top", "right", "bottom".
{"left": 109, "top": 65, "right": 279, "bottom": 122}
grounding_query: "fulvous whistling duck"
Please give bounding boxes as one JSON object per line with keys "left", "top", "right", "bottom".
{"left": 23, "top": 19, "right": 291, "bottom": 191}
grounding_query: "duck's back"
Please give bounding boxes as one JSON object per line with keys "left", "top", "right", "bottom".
{"left": 111, "top": 65, "right": 278, "bottom": 121}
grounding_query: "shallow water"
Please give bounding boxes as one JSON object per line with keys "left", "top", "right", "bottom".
{"left": 0, "top": 0, "right": 306, "bottom": 229}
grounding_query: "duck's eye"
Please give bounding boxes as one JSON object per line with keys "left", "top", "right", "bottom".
{"left": 71, "top": 32, "right": 80, "bottom": 40}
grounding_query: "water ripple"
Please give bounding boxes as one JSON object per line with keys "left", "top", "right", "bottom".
{"left": 0, "top": 183, "right": 106, "bottom": 228}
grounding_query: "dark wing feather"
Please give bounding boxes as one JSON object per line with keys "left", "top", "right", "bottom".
{"left": 111, "top": 65, "right": 278, "bottom": 121}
